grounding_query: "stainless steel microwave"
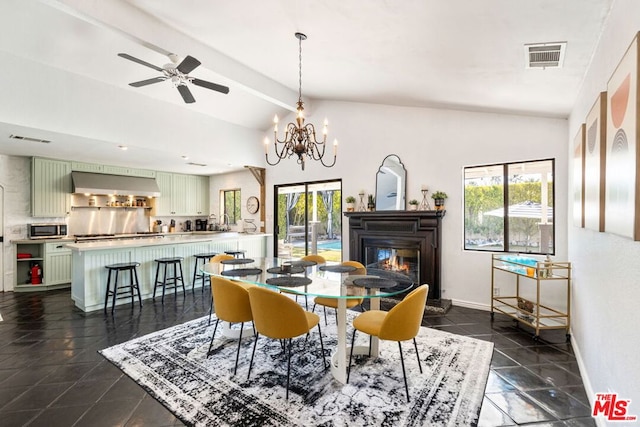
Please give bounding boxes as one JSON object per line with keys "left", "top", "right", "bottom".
{"left": 28, "top": 223, "right": 68, "bottom": 239}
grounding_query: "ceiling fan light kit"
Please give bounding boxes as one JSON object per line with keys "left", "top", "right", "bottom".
{"left": 264, "top": 32, "right": 337, "bottom": 171}
{"left": 117, "top": 53, "right": 229, "bottom": 103}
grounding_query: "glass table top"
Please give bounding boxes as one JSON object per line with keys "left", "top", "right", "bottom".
{"left": 201, "top": 257, "right": 414, "bottom": 299}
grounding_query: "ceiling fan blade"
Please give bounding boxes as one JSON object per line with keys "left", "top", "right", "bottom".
{"left": 177, "top": 85, "right": 196, "bottom": 103}
{"left": 129, "top": 77, "right": 166, "bottom": 87}
{"left": 118, "top": 53, "right": 164, "bottom": 72}
{"left": 177, "top": 55, "right": 201, "bottom": 74}
{"left": 192, "top": 78, "right": 230, "bottom": 94}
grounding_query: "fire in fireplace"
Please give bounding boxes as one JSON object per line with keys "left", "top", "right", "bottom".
{"left": 365, "top": 247, "right": 420, "bottom": 284}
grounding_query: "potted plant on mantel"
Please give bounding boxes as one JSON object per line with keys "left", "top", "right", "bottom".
{"left": 408, "top": 199, "right": 419, "bottom": 211}
{"left": 431, "top": 191, "right": 448, "bottom": 210}
{"left": 345, "top": 196, "right": 356, "bottom": 212}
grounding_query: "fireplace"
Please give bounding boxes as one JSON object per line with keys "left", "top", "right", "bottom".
{"left": 364, "top": 244, "right": 420, "bottom": 284}
{"left": 345, "top": 211, "right": 445, "bottom": 302}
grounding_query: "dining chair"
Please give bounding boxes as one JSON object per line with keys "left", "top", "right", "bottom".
{"left": 347, "top": 284, "right": 429, "bottom": 402}
{"left": 279, "top": 254, "right": 325, "bottom": 309}
{"left": 301, "top": 254, "right": 327, "bottom": 265}
{"left": 207, "top": 277, "right": 255, "bottom": 375}
{"left": 246, "top": 286, "right": 327, "bottom": 400}
{"left": 206, "top": 254, "right": 235, "bottom": 324}
{"left": 313, "top": 260, "right": 366, "bottom": 325}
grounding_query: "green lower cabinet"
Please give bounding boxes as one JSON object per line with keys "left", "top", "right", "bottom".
{"left": 14, "top": 241, "right": 72, "bottom": 292}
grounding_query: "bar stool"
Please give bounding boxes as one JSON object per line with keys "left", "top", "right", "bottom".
{"left": 192, "top": 252, "right": 218, "bottom": 293}
{"left": 104, "top": 262, "right": 142, "bottom": 313}
{"left": 153, "top": 257, "right": 185, "bottom": 303}
{"left": 224, "top": 249, "right": 246, "bottom": 258}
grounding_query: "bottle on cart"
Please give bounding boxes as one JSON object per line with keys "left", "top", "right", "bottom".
{"left": 541, "top": 255, "right": 552, "bottom": 278}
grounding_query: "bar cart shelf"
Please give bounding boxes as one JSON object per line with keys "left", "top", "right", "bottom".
{"left": 491, "top": 254, "right": 571, "bottom": 341}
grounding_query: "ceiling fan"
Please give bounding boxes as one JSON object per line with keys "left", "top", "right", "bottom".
{"left": 117, "top": 53, "right": 230, "bottom": 103}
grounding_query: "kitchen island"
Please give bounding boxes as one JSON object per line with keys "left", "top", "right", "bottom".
{"left": 68, "top": 232, "right": 272, "bottom": 312}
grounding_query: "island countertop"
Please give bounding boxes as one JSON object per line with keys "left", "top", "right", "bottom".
{"left": 66, "top": 232, "right": 271, "bottom": 252}
{"left": 70, "top": 232, "right": 272, "bottom": 312}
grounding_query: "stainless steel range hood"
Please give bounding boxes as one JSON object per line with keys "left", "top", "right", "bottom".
{"left": 72, "top": 172, "right": 161, "bottom": 197}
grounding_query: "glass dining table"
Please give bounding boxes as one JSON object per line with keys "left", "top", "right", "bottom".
{"left": 201, "top": 257, "right": 413, "bottom": 384}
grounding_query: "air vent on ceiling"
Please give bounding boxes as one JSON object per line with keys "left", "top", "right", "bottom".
{"left": 9, "top": 134, "right": 51, "bottom": 143}
{"left": 524, "top": 42, "right": 566, "bottom": 69}
{"left": 187, "top": 162, "right": 207, "bottom": 167}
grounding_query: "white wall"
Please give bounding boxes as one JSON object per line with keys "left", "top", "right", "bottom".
{"left": 0, "top": 156, "right": 40, "bottom": 290}
{"left": 265, "top": 100, "right": 568, "bottom": 308}
{"left": 567, "top": 0, "right": 640, "bottom": 409}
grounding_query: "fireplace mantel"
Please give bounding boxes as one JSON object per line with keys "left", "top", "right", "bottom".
{"left": 345, "top": 210, "right": 445, "bottom": 300}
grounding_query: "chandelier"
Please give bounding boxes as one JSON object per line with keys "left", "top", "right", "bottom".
{"left": 264, "top": 32, "right": 337, "bottom": 171}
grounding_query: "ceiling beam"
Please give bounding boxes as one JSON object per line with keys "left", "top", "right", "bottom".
{"left": 43, "top": 0, "right": 298, "bottom": 112}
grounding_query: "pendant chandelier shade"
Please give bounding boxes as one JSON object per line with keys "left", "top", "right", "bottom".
{"left": 264, "top": 32, "right": 337, "bottom": 171}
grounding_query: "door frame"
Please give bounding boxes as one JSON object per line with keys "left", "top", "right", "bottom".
{"left": 273, "top": 179, "right": 342, "bottom": 258}
{"left": 0, "top": 184, "right": 4, "bottom": 292}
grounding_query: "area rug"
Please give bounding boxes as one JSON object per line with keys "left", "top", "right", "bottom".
{"left": 100, "top": 310, "right": 493, "bottom": 426}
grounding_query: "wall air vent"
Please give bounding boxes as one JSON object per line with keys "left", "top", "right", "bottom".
{"left": 524, "top": 42, "right": 566, "bottom": 69}
{"left": 187, "top": 162, "right": 207, "bottom": 167}
{"left": 9, "top": 134, "right": 51, "bottom": 143}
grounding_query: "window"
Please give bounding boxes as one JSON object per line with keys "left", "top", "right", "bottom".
{"left": 464, "top": 159, "right": 554, "bottom": 254}
{"left": 222, "top": 189, "right": 241, "bottom": 225}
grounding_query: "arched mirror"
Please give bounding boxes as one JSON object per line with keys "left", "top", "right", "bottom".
{"left": 375, "top": 154, "right": 407, "bottom": 210}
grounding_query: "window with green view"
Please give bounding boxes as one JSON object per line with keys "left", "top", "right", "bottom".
{"left": 464, "top": 159, "right": 555, "bottom": 254}
{"left": 222, "top": 189, "right": 241, "bottom": 225}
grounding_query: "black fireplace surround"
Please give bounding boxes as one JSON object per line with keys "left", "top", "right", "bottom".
{"left": 345, "top": 211, "right": 445, "bottom": 301}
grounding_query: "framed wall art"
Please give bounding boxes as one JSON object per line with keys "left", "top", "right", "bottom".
{"left": 573, "top": 124, "right": 585, "bottom": 228}
{"left": 584, "top": 92, "right": 607, "bottom": 232}
{"left": 605, "top": 32, "right": 640, "bottom": 240}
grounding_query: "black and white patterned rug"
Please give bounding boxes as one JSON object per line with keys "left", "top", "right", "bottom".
{"left": 100, "top": 310, "right": 493, "bottom": 426}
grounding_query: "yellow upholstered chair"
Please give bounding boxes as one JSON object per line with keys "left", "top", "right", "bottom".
{"left": 246, "top": 286, "right": 326, "bottom": 400}
{"left": 280, "top": 254, "right": 326, "bottom": 308}
{"left": 207, "top": 277, "right": 254, "bottom": 375}
{"left": 347, "top": 284, "right": 429, "bottom": 402}
{"left": 313, "top": 260, "right": 366, "bottom": 325}
{"left": 206, "top": 254, "right": 235, "bottom": 324}
{"left": 301, "top": 254, "right": 327, "bottom": 265}
{"left": 210, "top": 254, "right": 234, "bottom": 264}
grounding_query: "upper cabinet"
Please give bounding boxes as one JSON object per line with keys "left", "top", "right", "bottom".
{"left": 102, "top": 165, "right": 156, "bottom": 178}
{"left": 153, "top": 172, "right": 209, "bottom": 216}
{"left": 32, "top": 158, "right": 71, "bottom": 217}
{"left": 71, "top": 161, "right": 155, "bottom": 178}
{"left": 32, "top": 158, "right": 208, "bottom": 218}
{"left": 195, "top": 175, "right": 209, "bottom": 215}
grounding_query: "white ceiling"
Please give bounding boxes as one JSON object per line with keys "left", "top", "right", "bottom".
{"left": 0, "top": 0, "right": 613, "bottom": 175}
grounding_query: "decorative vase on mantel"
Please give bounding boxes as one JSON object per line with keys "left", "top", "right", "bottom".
{"left": 367, "top": 194, "right": 375, "bottom": 212}
{"left": 431, "top": 191, "right": 448, "bottom": 211}
{"left": 408, "top": 200, "right": 419, "bottom": 211}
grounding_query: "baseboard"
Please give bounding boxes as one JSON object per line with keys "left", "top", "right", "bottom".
{"left": 570, "top": 334, "right": 602, "bottom": 426}
{"left": 451, "top": 299, "right": 491, "bottom": 312}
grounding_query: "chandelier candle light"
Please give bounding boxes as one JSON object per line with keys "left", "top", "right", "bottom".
{"left": 264, "top": 32, "right": 337, "bottom": 171}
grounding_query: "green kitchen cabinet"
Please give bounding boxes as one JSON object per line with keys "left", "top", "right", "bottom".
{"left": 31, "top": 157, "right": 71, "bottom": 217}
{"left": 44, "top": 242, "right": 72, "bottom": 285}
{"left": 153, "top": 172, "right": 209, "bottom": 216}
{"left": 195, "top": 175, "right": 210, "bottom": 216}
{"left": 14, "top": 241, "right": 72, "bottom": 291}
{"left": 103, "top": 165, "right": 156, "bottom": 178}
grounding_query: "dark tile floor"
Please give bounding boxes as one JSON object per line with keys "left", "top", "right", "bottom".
{"left": 0, "top": 289, "right": 594, "bottom": 426}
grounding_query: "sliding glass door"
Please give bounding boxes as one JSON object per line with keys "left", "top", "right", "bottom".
{"left": 275, "top": 180, "right": 342, "bottom": 261}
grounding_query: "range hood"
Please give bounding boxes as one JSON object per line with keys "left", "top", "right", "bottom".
{"left": 72, "top": 172, "right": 161, "bottom": 197}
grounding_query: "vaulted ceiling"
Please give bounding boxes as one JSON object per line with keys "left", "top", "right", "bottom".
{"left": 0, "top": 0, "right": 613, "bottom": 174}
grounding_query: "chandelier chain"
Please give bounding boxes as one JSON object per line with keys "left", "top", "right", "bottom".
{"left": 298, "top": 35, "right": 303, "bottom": 103}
